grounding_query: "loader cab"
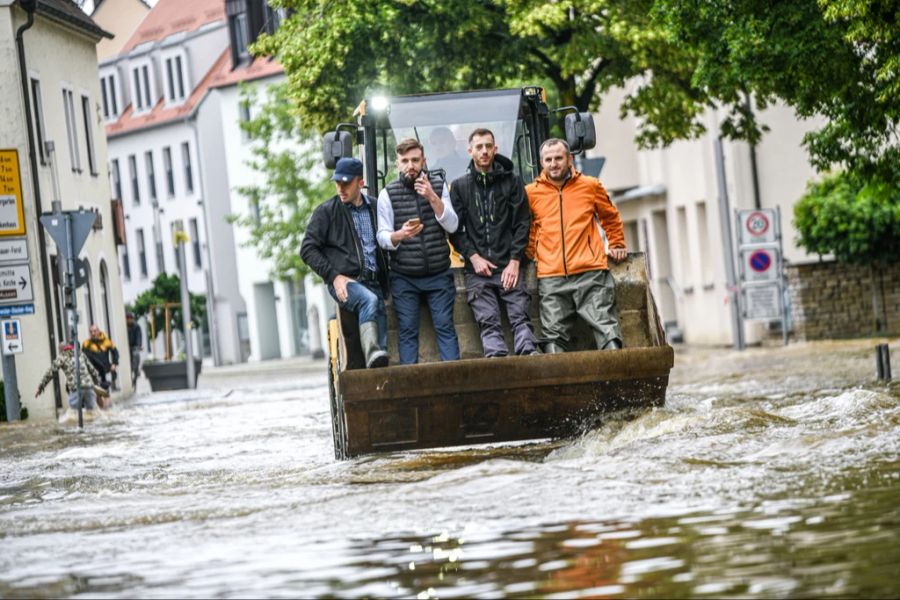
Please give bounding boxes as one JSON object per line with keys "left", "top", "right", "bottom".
{"left": 323, "top": 86, "right": 596, "bottom": 196}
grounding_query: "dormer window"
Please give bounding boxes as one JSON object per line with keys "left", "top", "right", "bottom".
{"left": 231, "top": 12, "right": 249, "bottom": 65}
{"left": 100, "top": 71, "right": 119, "bottom": 120}
{"left": 131, "top": 61, "right": 154, "bottom": 113}
{"left": 163, "top": 52, "right": 188, "bottom": 105}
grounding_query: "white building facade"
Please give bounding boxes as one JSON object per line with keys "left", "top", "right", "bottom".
{"left": 593, "top": 86, "right": 824, "bottom": 345}
{"left": 1, "top": 0, "right": 132, "bottom": 419}
{"left": 104, "top": 0, "right": 327, "bottom": 364}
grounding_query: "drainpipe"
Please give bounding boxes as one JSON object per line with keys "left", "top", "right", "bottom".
{"left": 745, "top": 94, "right": 762, "bottom": 210}
{"left": 16, "top": 0, "right": 63, "bottom": 409}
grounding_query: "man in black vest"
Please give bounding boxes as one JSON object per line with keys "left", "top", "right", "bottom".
{"left": 449, "top": 128, "right": 538, "bottom": 357}
{"left": 376, "top": 138, "right": 460, "bottom": 364}
{"left": 301, "top": 157, "right": 390, "bottom": 368}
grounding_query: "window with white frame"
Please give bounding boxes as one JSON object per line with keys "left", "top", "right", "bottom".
{"left": 136, "top": 228, "right": 147, "bottom": 278}
{"left": 164, "top": 53, "right": 188, "bottom": 104}
{"left": 81, "top": 94, "right": 98, "bottom": 176}
{"left": 163, "top": 146, "right": 174, "bottom": 197}
{"left": 239, "top": 100, "right": 252, "bottom": 143}
{"left": 189, "top": 218, "right": 202, "bottom": 268}
{"left": 100, "top": 72, "right": 119, "bottom": 120}
{"left": 131, "top": 62, "right": 154, "bottom": 112}
{"left": 30, "top": 77, "right": 47, "bottom": 164}
{"left": 62, "top": 87, "right": 81, "bottom": 172}
{"left": 181, "top": 141, "right": 194, "bottom": 194}
{"left": 110, "top": 158, "right": 122, "bottom": 199}
{"left": 145, "top": 151, "right": 157, "bottom": 200}
{"left": 128, "top": 154, "right": 140, "bottom": 204}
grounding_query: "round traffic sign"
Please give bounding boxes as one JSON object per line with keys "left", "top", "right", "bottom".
{"left": 749, "top": 249, "right": 772, "bottom": 272}
{"left": 746, "top": 211, "right": 770, "bottom": 237}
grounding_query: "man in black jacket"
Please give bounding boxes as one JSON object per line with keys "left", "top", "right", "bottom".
{"left": 449, "top": 128, "right": 538, "bottom": 357}
{"left": 300, "top": 158, "right": 390, "bottom": 368}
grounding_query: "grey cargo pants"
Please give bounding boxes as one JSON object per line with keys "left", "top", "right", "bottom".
{"left": 465, "top": 269, "right": 538, "bottom": 357}
{"left": 538, "top": 269, "right": 622, "bottom": 350}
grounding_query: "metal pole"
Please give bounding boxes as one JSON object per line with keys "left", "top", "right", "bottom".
{"left": 715, "top": 137, "right": 744, "bottom": 350}
{"left": 2, "top": 350, "right": 20, "bottom": 422}
{"left": 65, "top": 214, "right": 83, "bottom": 428}
{"left": 777, "top": 206, "right": 789, "bottom": 346}
{"left": 175, "top": 223, "right": 195, "bottom": 388}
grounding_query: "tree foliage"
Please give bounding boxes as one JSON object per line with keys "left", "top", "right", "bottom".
{"left": 656, "top": 0, "right": 900, "bottom": 179}
{"left": 254, "top": 0, "right": 900, "bottom": 178}
{"left": 229, "top": 83, "right": 331, "bottom": 281}
{"left": 794, "top": 172, "right": 900, "bottom": 265}
{"left": 130, "top": 273, "right": 207, "bottom": 339}
{"left": 255, "top": 0, "right": 711, "bottom": 147}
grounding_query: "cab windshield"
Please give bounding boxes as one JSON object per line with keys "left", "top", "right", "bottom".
{"left": 367, "top": 89, "right": 537, "bottom": 193}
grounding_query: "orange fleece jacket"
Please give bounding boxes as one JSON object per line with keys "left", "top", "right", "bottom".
{"left": 525, "top": 169, "right": 625, "bottom": 278}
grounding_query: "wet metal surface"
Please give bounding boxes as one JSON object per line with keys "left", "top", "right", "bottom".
{"left": 1, "top": 340, "right": 898, "bottom": 598}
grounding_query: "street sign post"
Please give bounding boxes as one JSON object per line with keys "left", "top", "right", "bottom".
{"left": 0, "top": 263, "right": 34, "bottom": 304}
{"left": 0, "top": 238, "right": 28, "bottom": 264}
{"left": 743, "top": 283, "right": 783, "bottom": 320}
{"left": 738, "top": 208, "right": 778, "bottom": 246}
{"left": 0, "top": 150, "right": 27, "bottom": 237}
{"left": 736, "top": 207, "right": 789, "bottom": 345}
{"left": 1, "top": 319, "right": 23, "bottom": 355}
{"left": 39, "top": 208, "right": 96, "bottom": 428}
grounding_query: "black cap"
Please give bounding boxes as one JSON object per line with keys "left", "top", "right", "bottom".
{"left": 331, "top": 157, "right": 364, "bottom": 182}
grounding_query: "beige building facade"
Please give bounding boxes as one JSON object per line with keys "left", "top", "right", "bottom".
{"left": 1, "top": 0, "right": 132, "bottom": 419}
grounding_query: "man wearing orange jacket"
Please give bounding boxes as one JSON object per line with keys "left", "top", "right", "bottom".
{"left": 525, "top": 138, "right": 627, "bottom": 353}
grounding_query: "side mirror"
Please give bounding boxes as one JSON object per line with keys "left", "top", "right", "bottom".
{"left": 564, "top": 112, "right": 596, "bottom": 154}
{"left": 323, "top": 131, "right": 353, "bottom": 169}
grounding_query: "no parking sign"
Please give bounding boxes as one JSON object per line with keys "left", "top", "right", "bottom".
{"left": 740, "top": 247, "right": 780, "bottom": 283}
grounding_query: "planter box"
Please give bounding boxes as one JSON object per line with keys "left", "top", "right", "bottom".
{"left": 142, "top": 358, "right": 203, "bottom": 391}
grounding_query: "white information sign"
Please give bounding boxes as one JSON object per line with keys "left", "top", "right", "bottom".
{"left": 1, "top": 318, "right": 23, "bottom": 354}
{"left": 738, "top": 208, "right": 778, "bottom": 245}
{"left": 0, "top": 263, "right": 33, "bottom": 304}
{"left": 0, "top": 238, "right": 28, "bottom": 264}
{"left": 740, "top": 247, "right": 780, "bottom": 283}
{"left": 743, "top": 284, "right": 783, "bottom": 320}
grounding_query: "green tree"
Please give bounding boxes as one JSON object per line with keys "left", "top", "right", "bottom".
{"left": 130, "top": 272, "right": 207, "bottom": 339}
{"left": 794, "top": 171, "right": 900, "bottom": 332}
{"left": 229, "top": 83, "right": 332, "bottom": 282}
{"left": 656, "top": 0, "right": 900, "bottom": 179}
{"left": 254, "top": 0, "right": 713, "bottom": 146}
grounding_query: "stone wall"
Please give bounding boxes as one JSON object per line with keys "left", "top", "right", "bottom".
{"left": 787, "top": 260, "right": 900, "bottom": 340}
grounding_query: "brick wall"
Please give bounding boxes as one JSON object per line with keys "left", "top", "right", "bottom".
{"left": 787, "top": 260, "right": 900, "bottom": 340}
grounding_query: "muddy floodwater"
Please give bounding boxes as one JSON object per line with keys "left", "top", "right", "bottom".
{"left": 1, "top": 339, "right": 898, "bottom": 598}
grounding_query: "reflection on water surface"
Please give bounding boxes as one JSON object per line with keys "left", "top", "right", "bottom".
{"left": 1, "top": 340, "right": 898, "bottom": 598}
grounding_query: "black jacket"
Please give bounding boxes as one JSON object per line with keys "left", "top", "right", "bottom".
{"left": 300, "top": 194, "right": 389, "bottom": 294}
{"left": 449, "top": 154, "right": 530, "bottom": 273}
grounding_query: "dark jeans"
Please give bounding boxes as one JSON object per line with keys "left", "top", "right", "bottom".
{"left": 130, "top": 349, "right": 141, "bottom": 386}
{"left": 465, "top": 269, "right": 537, "bottom": 357}
{"left": 390, "top": 270, "right": 460, "bottom": 364}
{"left": 538, "top": 269, "right": 622, "bottom": 349}
{"left": 327, "top": 279, "right": 388, "bottom": 350}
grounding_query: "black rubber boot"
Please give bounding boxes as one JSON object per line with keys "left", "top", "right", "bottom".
{"left": 543, "top": 342, "right": 566, "bottom": 354}
{"left": 601, "top": 338, "right": 623, "bottom": 351}
{"left": 360, "top": 322, "right": 389, "bottom": 368}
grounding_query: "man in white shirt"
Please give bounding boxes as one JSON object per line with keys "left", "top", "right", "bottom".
{"left": 376, "top": 138, "right": 460, "bottom": 364}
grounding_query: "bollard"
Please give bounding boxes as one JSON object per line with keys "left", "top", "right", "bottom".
{"left": 876, "top": 344, "right": 892, "bottom": 381}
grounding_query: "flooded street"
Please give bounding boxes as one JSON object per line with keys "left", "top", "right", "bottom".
{"left": 1, "top": 339, "right": 898, "bottom": 598}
